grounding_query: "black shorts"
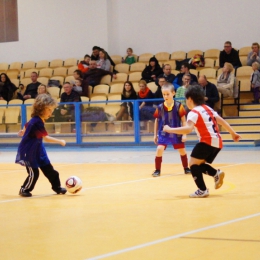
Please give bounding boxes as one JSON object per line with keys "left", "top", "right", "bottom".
{"left": 191, "top": 142, "right": 221, "bottom": 164}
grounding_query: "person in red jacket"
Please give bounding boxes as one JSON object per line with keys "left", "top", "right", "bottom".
{"left": 78, "top": 54, "right": 91, "bottom": 73}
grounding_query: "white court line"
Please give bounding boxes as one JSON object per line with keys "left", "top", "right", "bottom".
{"left": 0, "top": 163, "right": 244, "bottom": 204}
{"left": 85, "top": 212, "right": 260, "bottom": 260}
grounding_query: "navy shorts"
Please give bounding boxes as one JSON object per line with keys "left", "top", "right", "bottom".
{"left": 191, "top": 142, "right": 221, "bottom": 163}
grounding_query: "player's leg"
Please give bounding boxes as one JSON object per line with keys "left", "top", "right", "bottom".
{"left": 40, "top": 164, "right": 66, "bottom": 194}
{"left": 19, "top": 166, "right": 40, "bottom": 197}
{"left": 152, "top": 145, "right": 165, "bottom": 177}
{"left": 176, "top": 146, "right": 191, "bottom": 174}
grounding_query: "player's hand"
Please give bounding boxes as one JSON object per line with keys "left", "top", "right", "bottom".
{"left": 60, "top": 140, "right": 66, "bottom": 146}
{"left": 182, "top": 134, "right": 187, "bottom": 142}
{"left": 163, "top": 125, "right": 171, "bottom": 133}
{"left": 154, "top": 135, "right": 158, "bottom": 144}
{"left": 18, "top": 130, "right": 24, "bottom": 137}
{"left": 232, "top": 133, "right": 241, "bottom": 142}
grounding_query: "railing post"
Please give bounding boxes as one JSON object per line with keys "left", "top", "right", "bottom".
{"left": 21, "top": 104, "right": 27, "bottom": 128}
{"left": 133, "top": 100, "right": 140, "bottom": 144}
{"left": 75, "top": 102, "right": 82, "bottom": 145}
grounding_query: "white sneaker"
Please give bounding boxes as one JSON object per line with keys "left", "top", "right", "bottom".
{"left": 214, "top": 170, "right": 225, "bottom": 189}
{"left": 189, "top": 189, "right": 209, "bottom": 198}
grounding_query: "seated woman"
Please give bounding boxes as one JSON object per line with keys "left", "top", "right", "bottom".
{"left": 97, "top": 49, "right": 111, "bottom": 71}
{"left": 37, "top": 84, "right": 49, "bottom": 96}
{"left": 0, "top": 73, "right": 18, "bottom": 102}
{"left": 215, "top": 62, "right": 237, "bottom": 112}
{"left": 116, "top": 81, "right": 137, "bottom": 121}
{"left": 137, "top": 80, "right": 155, "bottom": 122}
{"left": 141, "top": 57, "right": 163, "bottom": 83}
{"left": 78, "top": 54, "right": 90, "bottom": 73}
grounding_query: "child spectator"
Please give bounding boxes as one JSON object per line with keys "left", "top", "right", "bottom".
{"left": 97, "top": 49, "right": 111, "bottom": 71}
{"left": 37, "top": 84, "right": 49, "bottom": 96}
{"left": 73, "top": 79, "right": 82, "bottom": 94}
{"left": 153, "top": 83, "right": 190, "bottom": 176}
{"left": 78, "top": 54, "right": 90, "bottom": 73}
{"left": 123, "top": 48, "right": 136, "bottom": 65}
{"left": 163, "top": 85, "right": 241, "bottom": 198}
{"left": 16, "top": 94, "right": 67, "bottom": 197}
{"left": 175, "top": 74, "right": 191, "bottom": 111}
{"left": 250, "top": 62, "right": 260, "bottom": 104}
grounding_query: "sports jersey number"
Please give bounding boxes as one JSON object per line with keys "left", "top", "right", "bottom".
{"left": 208, "top": 117, "right": 217, "bottom": 133}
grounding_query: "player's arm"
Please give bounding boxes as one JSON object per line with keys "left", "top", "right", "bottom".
{"left": 163, "top": 120, "right": 194, "bottom": 134}
{"left": 43, "top": 135, "right": 66, "bottom": 146}
{"left": 154, "top": 118, "right": 158, "bottom": 144}
{"left": 180, "top": 115, "right": 187, "bottom": 142}
{"left": 215, "top": 115, "right": 241, "bottom": 142}
{"left": 18, "top": 126, "right": 26, "bottom": 137}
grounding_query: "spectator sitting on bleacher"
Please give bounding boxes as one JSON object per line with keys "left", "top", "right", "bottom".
{"left": 18, "top": 72, "right": 41, "bottom": 101}
{"left": 141, "top": 57, "right": 163, "bottom": 83}
{"left": 82, "top": 60, "right": 116, "bottom": 97}
{"left": 123, "top": 48, "right": 136, "bottom": 65}
{"left": 91, "top": 46, "right": 115, "bottom": 67}
{"left": 175, "top": 74, "right": 191, "bottom": 111}
{"left": 156, "top": 64, "right": 175, "bottom": 86}
{"left": 198, "top": 75, "right": 219, "bottom": 109}
{"left": 37, "top": 84, "right": 49, "bottom": 96}
{"left": 78, "top": 54, "right": 90, "bottom": 73}
{"left": 54, "top": 82, "right": 81, "bottom": 123}
{"left": 219, "top": 41, "right": 241, "bottom": 68}
{"left": 247, "top": 42, "right": 260, "bottom": 66}
{"left": 73, "top": 79, "right": 82, "bottom": 94}
{"left": 115, "top": 81, "right": 137, "bottom": 121}
{"left": 250, "top": 62, "right": 260, "bottom": 104}
{"left": 173, "top": 62, "right": 197, "bottom": 91}
{"left": 97, "top": 49, "right": 111, "bottom": 71}
{"left": 0, "top": 73, "right": 18, "bottom": 102}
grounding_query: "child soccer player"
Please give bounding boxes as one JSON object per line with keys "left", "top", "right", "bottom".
{"left": 16, "top": 94, "right": 67, "bottom": 197}
{"left": 163, "top": 85, "right": 241, "bottom": 198}
{"left": 153, "top": 83, "right": 191, "bottom": 177}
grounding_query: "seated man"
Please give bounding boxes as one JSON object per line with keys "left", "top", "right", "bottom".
{"left": 154, "top": 76, "right": 166, "bottom": 106}
{"left": 198, "top": 75, "right": 219, "bottom": 109}
{"left": 173, "top": 62, "right": 197, "bottom": 91}
{"left": 247, "top": 42, "right": 260, "bottom": 66}
{"left": 18, "top": 72, "right": 41, "bottom": 100}
{"left": 54, "top": 82, "right": 81, "bottom": 123}
{"left": 156, "top": 64, "right": 175, "bottom": 85}
{"left": 82, "top": 60, "right": 116, "bottom": 97}
{"left": 219, "top": 41, "right": 241, "bottom": 68}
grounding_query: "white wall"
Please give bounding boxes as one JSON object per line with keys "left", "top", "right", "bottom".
{"left": 0, "top": 0, "right": 259, "bottom": 63}
{"left": 0, "top": 0, "right": 108, "bottom": 63}
{"left": 108, "top": 0, "right": 259, "bottom": 56}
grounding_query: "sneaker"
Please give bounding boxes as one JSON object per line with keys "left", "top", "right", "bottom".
{"left": 152, "top": 170, "right": 161, "bottom": 177}
{"left": 19, "top": 189, "right": 32, "bottom": 197}
{"left": 189, "top": 189, "right": 209, "bottom": 198}
{"left": 184, "top": 167, "right": 191, "bottom": 174}
{"left": 214, "top": 170, "right": 225, "bottom": 189}
{"left": 53, "top": 187, "right": 67, "bottom": 194}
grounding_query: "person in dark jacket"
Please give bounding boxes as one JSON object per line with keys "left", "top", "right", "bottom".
{"left": 141, "top": 57, "right": 163, "bottom": 83}
{"left": 219, "top": 41, "right": 242, "bottom": 68}
{"left": 198, "top": 75, "right": 219, "bottom": 109}
{"left": 0, "top": 73, "right": 18, "bottom": 102}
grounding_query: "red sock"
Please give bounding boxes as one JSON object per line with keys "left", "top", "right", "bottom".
{"left": 155, "top": 156, "right": 162, "bottom": 170}
{"left": 180, "top": 154, "right": 188, "bottom": 168}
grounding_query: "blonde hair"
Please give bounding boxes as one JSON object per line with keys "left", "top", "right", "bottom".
{"left": 37, "top": 84, "right": 48, "bottom": 94}
{"left": 138, "top": 80, "right": 147, "bottom": 86}
{"left": 252, "top": 62, "right": 260, "bottom": 69}
{"left": 31, "top": 94, "right": 57, "bottom": 118}
{"left": 224, "top": 62, "right": 234, "bottom": 72}
{"left": 161, "top": 82, "right": 175, "bottom": 92}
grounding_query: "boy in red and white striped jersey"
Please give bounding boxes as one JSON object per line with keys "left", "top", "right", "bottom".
{"left": 163, "top": 85, "right": 241, "bottom": 198}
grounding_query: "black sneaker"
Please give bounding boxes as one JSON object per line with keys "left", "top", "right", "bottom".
{"left": 53, "top": 187, "right": 67, "bottom": 194}
{"left": 19, "top": 189, "right": 32, "bottom": 197}
{"left": 152, "top": 170, "right": 161, "bottom": 177}
{"left": 184, "top": 167, "right": 191, "bottom": 174}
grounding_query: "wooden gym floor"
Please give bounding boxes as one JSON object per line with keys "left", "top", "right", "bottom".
{"left": 0, "top": 146, "right": 260, "bottom": 260}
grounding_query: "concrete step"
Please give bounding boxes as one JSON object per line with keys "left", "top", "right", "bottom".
{"left": 224, "top": 117, "right": 260, "bottom": 124}
{"left": 239, "top": 110, "right": 260, "bottom": 117}
{"left": 240, "top": 103, "right": 260, "bottom": 110}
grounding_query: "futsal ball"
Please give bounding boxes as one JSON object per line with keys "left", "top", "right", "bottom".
{"left": 65, "top": 176, "right": 82, "bottom": 194}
